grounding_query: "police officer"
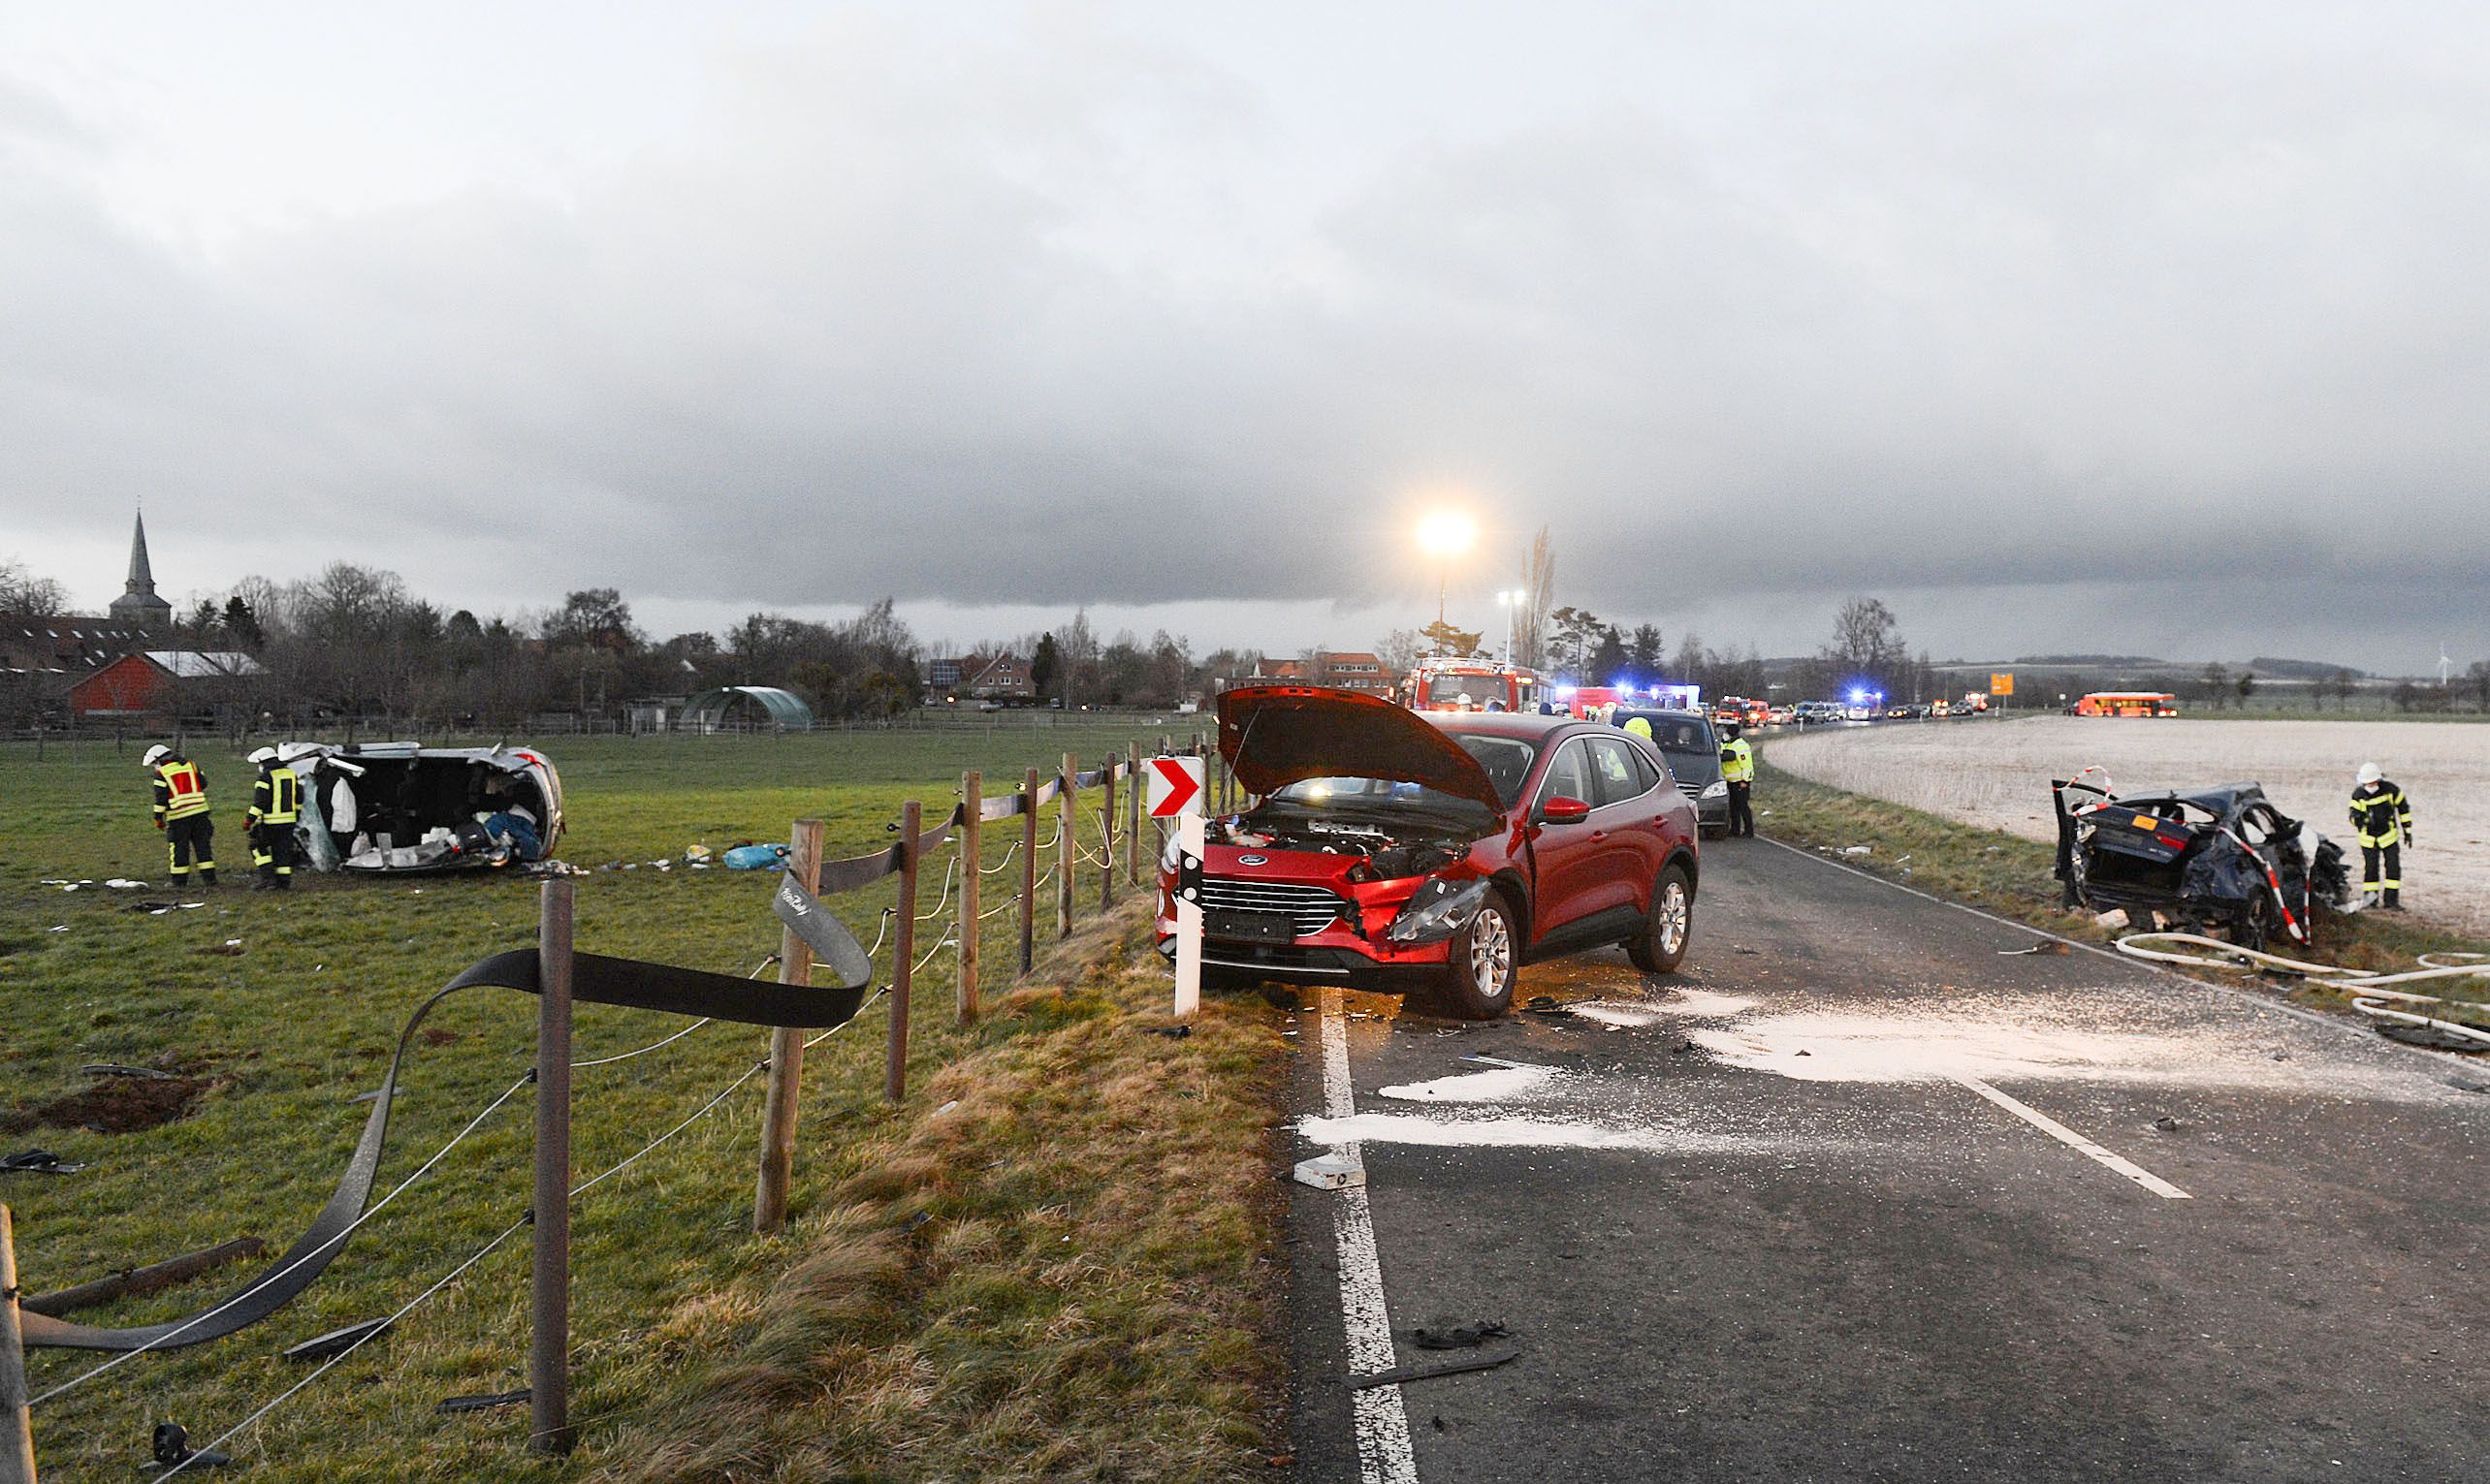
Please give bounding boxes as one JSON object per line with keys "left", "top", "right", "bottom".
{"left": 143, "top": 743, "right": 216, "bottom": 887}
{"left": 1719, "top": 721, "right": 1756, "bottom": 837}
{"left": 2348, "top": 762, "right": 2414, "bottom": 911}
{"left": 245, "top": 745, "right": 303, "bottom": 889}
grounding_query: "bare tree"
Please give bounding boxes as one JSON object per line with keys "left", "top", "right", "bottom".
{"left": 1376, "top": 627, "right": 1424, "bottom": 674}
{"left": 1516, "top": 525, "right": 1555, "bottom": 669}
{"left": 0, "top": 557, "right": 68, "bottom": 616}
{"left": 1820, "top": 596, "right": 1909, "bottom": 694}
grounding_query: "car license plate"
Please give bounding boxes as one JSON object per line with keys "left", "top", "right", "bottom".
{"left": 1203, "top": 908, "right": 1295, "bottom": 943}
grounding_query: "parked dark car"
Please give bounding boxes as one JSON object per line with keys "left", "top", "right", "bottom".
{"left": 2052, "top": 777, "right": 2349, "bottom": 949}
{"left": 1156, "top": 686, "right": 1701, "bottom": 1018}
{"left": 1613, "top": 709, "right": 1727, "bottom": 838}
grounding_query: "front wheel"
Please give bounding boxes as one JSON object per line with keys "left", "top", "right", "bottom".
{"left": 1627, "top": 865, "right": 1694, "bottom": 974}
{"left": 1432, "top": 891, "right": 1520, "bottom": 1020}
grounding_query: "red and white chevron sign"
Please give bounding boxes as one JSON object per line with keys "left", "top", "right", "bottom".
{"left": 1146, "top": 756, "right": 1205, "bottom": 817}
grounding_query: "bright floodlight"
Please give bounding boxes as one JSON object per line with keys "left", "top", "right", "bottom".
{"left": 1417, "top": 512, "right": 1475, "bottom": 557}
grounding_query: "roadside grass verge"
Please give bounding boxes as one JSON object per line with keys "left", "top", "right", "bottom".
{"left": 3, "top": 724, "right": 1285, "bottom": 1481}
{"left": 597, "top": 906, "right": 1287, "bottom": 1483}
{"left": 1753, "top": 754, "right": 2490, "bottom": 1025}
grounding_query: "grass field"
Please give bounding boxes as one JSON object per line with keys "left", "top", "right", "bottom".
{"left": 2, "top": 722, "right": 1286, "bottom": 1481}
{"left": 1768, "top": 715, "right": 2490, "bottom": 933}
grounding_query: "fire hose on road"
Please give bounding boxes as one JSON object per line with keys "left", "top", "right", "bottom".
{"left": 2115, "top": 934, "right": 2490, "bottom": 1051}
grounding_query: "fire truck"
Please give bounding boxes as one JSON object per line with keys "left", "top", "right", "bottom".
{"left": 1397, "top": 656, "right": 1544, "bottom": 713}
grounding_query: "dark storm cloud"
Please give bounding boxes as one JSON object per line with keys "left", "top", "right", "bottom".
{"left": 4, "top": 5, "right": 2488, "bottom": 669}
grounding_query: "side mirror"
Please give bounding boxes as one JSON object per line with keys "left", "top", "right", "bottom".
{"left": 1540, "top": 795, "right": 1592, "bottom": 824}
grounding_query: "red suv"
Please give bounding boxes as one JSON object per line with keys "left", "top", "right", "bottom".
{"left": 1155, "top": 685, "right": 1700, "bottom": 1018}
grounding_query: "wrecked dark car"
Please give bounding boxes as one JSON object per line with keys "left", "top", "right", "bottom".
{"left": 2053, "top": 774, "right": 2349, "bottom": 948}
{"left": 278, "top": 742, "right": 566, "bottom": 874}
{"left": 1155, "top": 685, "right": 1700, "bottom": 1019}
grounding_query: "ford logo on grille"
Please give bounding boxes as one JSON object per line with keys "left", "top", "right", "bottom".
{"left": 1234, "top": 854, "right": 1268, "bottom": 866}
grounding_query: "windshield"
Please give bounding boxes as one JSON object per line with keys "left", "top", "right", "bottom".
{"left": 1266, "top": 733, "right": 1535, "bottom": 813}
{"left": 1427, "top": 673, "right": 1498, "bottom": 703}
{"left": 1620, "top": 713, "right": 1712, "bottom": 756}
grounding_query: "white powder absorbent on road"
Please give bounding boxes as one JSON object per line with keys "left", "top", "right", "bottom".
{"left": 1378, "top": 1064, "right": 1565, "bottom": 1102}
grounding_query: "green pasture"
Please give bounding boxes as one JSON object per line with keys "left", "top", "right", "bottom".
{"left": 1, "top": 719, "right": 1243, "bottom": 1480}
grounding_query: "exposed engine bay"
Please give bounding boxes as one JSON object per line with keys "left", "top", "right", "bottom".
{"left": 1209, "top": 812, "right": 1470, "bottom": 881}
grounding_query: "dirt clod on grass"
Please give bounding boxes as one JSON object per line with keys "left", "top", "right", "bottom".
{"left": 9, "top": 1073, "right": 217, "bottom": 1135}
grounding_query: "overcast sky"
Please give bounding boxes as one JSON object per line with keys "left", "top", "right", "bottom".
{"left": 5, "top": 2, "right": 2486, "bottom": 673}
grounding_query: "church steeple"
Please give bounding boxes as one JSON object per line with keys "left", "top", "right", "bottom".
{"left": 108, "top": 506, "right": 174, "bottom": 631}
{"left": 126, "top": 509, "right": 156, "bottom": 594}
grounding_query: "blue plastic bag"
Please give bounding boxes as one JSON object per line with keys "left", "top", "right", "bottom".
{"left": 722, "top": 843, "right": 791, "bottom": 870}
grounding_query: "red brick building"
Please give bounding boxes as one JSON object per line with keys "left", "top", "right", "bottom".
{"left": 69, "top": 650, "right": 263, "bottom": 719}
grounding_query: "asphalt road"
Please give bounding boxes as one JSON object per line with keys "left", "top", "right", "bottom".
{"left": 1283, "top": 837, "right": 2490, "bottom": 1483}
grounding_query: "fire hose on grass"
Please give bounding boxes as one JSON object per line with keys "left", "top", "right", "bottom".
{"left": 2114, "top": 936, "right": 2490, "bottom": 1051}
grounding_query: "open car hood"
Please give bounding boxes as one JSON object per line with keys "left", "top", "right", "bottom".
{"left": 1217, "top": 684, "right": 1505, "bottom": 812}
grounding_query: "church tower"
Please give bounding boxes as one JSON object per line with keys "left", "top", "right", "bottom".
{"left": 107, "top": 508, "right": 174, "bottom": 631}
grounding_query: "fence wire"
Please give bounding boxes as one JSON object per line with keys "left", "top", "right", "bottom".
{"left": 150, "top": 974, "right": 900, "bottom": 1474}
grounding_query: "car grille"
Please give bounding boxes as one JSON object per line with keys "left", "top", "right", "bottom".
{"left": 1197, "top": 877, "right": 1350, "bottom": 936}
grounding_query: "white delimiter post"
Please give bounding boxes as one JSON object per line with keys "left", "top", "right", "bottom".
{"left": 1173, "top": 812, "right": 1204, "bottom": 1019}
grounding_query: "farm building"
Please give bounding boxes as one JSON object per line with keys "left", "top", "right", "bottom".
{"left": 684, "top": 685, "right": 814, "bottom": 731}
{"left": 967, "top": 654, "right": 1035, "bottom": 703}
{"left": 69, "top": 650, "right": 264, "bottom": 719}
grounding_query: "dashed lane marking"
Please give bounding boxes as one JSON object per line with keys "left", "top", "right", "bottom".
{"left": 1951, "top": 1073, "right": 2193, "bottom": 1199}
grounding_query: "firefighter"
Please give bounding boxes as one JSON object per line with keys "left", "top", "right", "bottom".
{"left": 2348, "top": 762, "right": 2413, "bottom": 911}
{"left": 1719, "top": 721, "right": 1756, "bottom": 837}
{"left": 142, "top": 743, "right": 216, "bottom": 887}
{"left": 245, "top": 745, "right": 303, "bottom": 889}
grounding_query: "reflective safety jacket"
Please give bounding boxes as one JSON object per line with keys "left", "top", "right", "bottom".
{"left": 249, "top": 766, "right": 303, "bottom": 828}
{"left": 1720, "top": 738, "right": 1755, "bottom": 784}
{"left": 151, "top": 759, "right": 210, "bottom": 823}
{"left": 2348, "top": 780, "right": 2412, "bottom": 847}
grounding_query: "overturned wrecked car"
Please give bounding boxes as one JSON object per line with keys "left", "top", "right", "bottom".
{"left": 278, "top": 742, "right": 566, "bottom": 874}
{"left": 2053, "top": 771, "right": 2349, "bottom": 948}
{"left": 1156, "top": 685, "right": 1700, "bottom": 1019}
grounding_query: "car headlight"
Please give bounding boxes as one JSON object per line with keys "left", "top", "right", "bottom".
{"left": 1700, "top": 780, "right": 1728, "bottom": 799}
{"left": 1384, "top": 877, "right": 1490, "bottom": 945}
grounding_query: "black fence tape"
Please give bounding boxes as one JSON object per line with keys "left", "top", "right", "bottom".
{"left": 23, "top": 948, "right": 869, "bottom": 1354}
{"left": 814, "top": 817, "right": 954, "bottom": 897}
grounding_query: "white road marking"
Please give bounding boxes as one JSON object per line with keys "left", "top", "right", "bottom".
{"left": 1950, "top": 1073, "right": 2193, "bottom": 1200}
{"left": 1320, "top": 989, "right": 1421, "bottom": 1484}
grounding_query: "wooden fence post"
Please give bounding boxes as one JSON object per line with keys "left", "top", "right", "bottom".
{"left": 529, "top": 880, "right": 576, "bottom": 1457}
{"left": 1019, "top": 768, "right": 1038, "bottom": 975}
{"left": 0, "top": 1205, "right": 34, "bottom": 1484}
{"left": 1057, "top": 753, "right": 1077, "bottom": 940}
{"left": 1099, "top": 753, "right": 1115, "bottom": 912}
{"left": 885, "top": 800, "right": 920, "bottom": 1104}
{"left": 1126, "top": 742, "right": 1142, "bottom": 888}
{"left": 754, "top": 818, "right": 825, "bottom": 1234}
{"left": 957, "top": 774, "right": 981, "bottom": 1025}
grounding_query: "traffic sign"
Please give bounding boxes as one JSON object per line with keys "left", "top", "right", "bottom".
{"left": 1146, "top": 756, "right": 1204, "bottom": 817}
{"left": 1991, "top": 672, "right": 2015, "bottom": 697}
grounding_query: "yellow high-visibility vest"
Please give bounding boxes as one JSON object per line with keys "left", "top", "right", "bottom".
{"left": 153, "top": 760, "right": 210, "bottom": 822}
{"left": 250, "top": 767, "right": 303, "bottom": 826}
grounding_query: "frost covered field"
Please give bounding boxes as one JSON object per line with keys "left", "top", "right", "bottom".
{"left": 1767, "top": 715, "right": 2490, "bottom": 933}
